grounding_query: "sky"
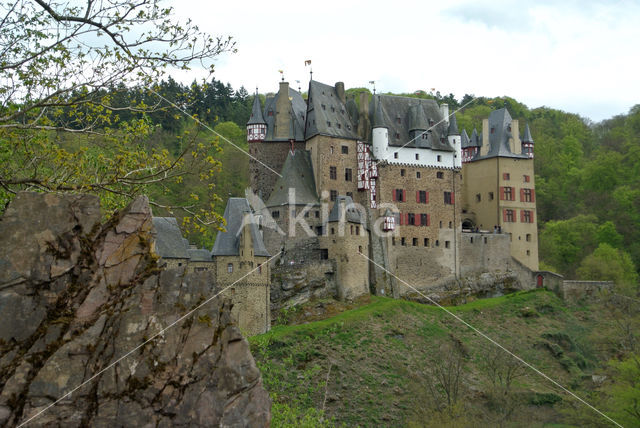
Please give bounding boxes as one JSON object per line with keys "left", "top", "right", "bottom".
{"left": 172, "top": 0, "right": 640, "bottom": 122}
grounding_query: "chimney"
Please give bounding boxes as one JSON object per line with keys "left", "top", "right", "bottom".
{"left": 440, "top": 103, "right": 449, "bottom": 125}
{"left": 510, "top": 119, "right": 520, "bottom": 153}
{"left": 481, "top": 118, "right": 490, "bottom": 156}
{"left": 335, "top": 82, "right": 346, "bottom": 104}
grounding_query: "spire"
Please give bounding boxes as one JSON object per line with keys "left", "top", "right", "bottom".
{"left": 247, "top": 91, "right": 265, "bottom": 125}
{"left": 448, "top": 113, "right": 459, "bottom": 136}
{"left": 461, "top": 129, "right": 471, "bottom": 148}
{"left": 372, "top": 96, "right": 387, "bottom": 129}
{"left": 522, "top": 123, "right": 534, "bottom": 143}
{"left": 470, "top": 127, "right": 480, "bottom": 147}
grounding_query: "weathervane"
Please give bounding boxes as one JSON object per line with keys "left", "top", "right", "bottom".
{"left": 305, "top": 59, "right": 312, "bottom": 81}
{"left": 369, "top": 80, "right": 376, "bottom": 95}
{"left": 295, "top": 79, "right": 301, "bottom": 92}
{"left": 278, "top": 70, "right": 284, "bottom": 81}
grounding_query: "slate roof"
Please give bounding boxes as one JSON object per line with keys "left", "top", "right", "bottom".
{"left": 188, "top": 248, "right": 212, "bottom": 262}
{"left": 461, "top": 129, "right": 471, "bottom": 148}
{"left": 327, "top": 195, "right": 366, "bottom": 224}
{"left": 470, "top": 128, "right": 481, "bottom": 147}
{"left": 247, "top": 93, "right": 265, "bottom": 125}
{"left": 448, "top": 113, "right": 459, "bottom": 136}
{"left": 266, "top": 150, "right": 319, "bottom": 207}
{"left": 475, "top": 108, "right": 528, "bottom": 160}
{"left": 263, "top": 86, "right": 306, "bottom": 141}
{"left": 370, "top": 95, "right": 454, "bottom": 151}
{"left": 152, "top": 217, "right": 188, "bottom": 259}
{"left": 211, "top": 198, "right": 269, "bottom": 257}
{"left": 305, "top": 80, "right": 359, "bottom": 140}
{"left": 522, "top": 123, "right": 534, "bottom": 143}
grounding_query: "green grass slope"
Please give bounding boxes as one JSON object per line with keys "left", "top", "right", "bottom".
{"left": 251, "top": 291, "right": 621, "bottom": 427}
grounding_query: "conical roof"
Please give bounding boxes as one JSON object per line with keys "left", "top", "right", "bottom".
{"left": 372, "top": 96, "right": 387, "bottom": 129}
{"left": 211, "top": 198, "right": 269, "bottom": 257}
{"left": 408, "top": 104, "right": 429, "bottom": 131}
{"left": 522, "top": 123, "right": 534, "bottom": 143}
{"left": 266, "top": 150, "right": 319, "bottom": 207}
{"left": 470, "top": 128, "right": 480, "bottom": 147}
{"left": 327, "top": 195, "right": 365, "bottom": 224}
{"left": 461, "top": 129, "right": 471, "bottom": 148}
{"left": 247, "top": 92, "right": 265, "bottom": 125}
{"left": 448, "top": 113, "right": 459, "bottom": 136}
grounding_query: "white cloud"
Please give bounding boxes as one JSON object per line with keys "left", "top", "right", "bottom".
{"left": 171, "top": 0, "right": 640, "bottom": 121}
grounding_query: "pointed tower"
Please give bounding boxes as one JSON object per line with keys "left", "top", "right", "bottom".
{"left": 371, "top": 96, "right": 389, "bottom": 160}
{"left": 247, "top": 90, "right": 266, "bottom": 142}
{"left": 521, "top": 123, "right": 534, "bottom": 158}
{"left": 447, "top": 113, "right": 462, "bottom": 168}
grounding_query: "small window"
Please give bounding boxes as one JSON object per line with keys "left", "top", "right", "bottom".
{"left": 416, "top": 171, "right": 421, "bottom": 179}
{"left": 437, "top": 172, "right": 444, "bottom": 179}
{"left": 435, "top": 240, "right": 440, "bottom": 247}
{"left": 420, "top": 213, "right": 428, "bottom": 226}
{"left": 503, "top": 173, "right": 510, "bottom": 180}
{"left": 394, "top": 152, "right": 399, "bottom": 159}
{"left": 315, "top": 211, "right": 320, "bottom": 218}
{"left": 272, "top": 210, "right": 280, "bottom": 219}
{"left": 337, "top": 123, "right": 342, "bottom": 129}
{"left": 356, "top": 226, "right": 360, "bottom": 235}
{"left": 395, "top": 189, "right": 405, "bottom": 202}
{"left": 395, "top": 132, "right": 400, "bottom": 139}
{"left": 415, "top": 153, "right": 419, "bottom": 160}
{"left": 321, "top": 249, "right": 329, "bottom": 259}
{"left": 526, "top": 250, "right": 531, "bottom": 256}
{"left": 331, "top": 106, "right": 335, "bottom": 112}
{"left": 489, "top": 192, "right": 494, "bottom": 200}
{"left": 476, "top": 193, "right": 481, "bottom": 202}
{"left": 341, "top": 145, "right": 348, "bottom": 154}
{"left": 330, "top": 190, "right": 337, "bottom": 201}
{"left": 444, "top": 191, "right": 454, "bottom": 205}
{"left": 418, "top": 191, "right": 427, "bottom": 204}
{"left": 359, "top": 245, "right": 363, "bottom": 253}
{"left": 321, "top": 104, "right": 326, "bottom": 110}
{"left": 330, "top": 146, "right": 334, "bottom": 154}
{"left": 526, "top": 233, "right": 531, "bottom": 242}
{"left": 400, "top": 169, "right": 406, "bottom": 177}
{"left": 448, "top": 221, "right": 452, "bottom": 228}
{"left": 346, "top": 191, "right": 353, "bottom": 198}
{"left": 524, "top": 175, "right": 530, "bottom": 183}
{"left": 396, "top": 117, "right": 402, "bottom": 124}
{"left": 227, "top": 263, "right": 233, "bottom": 273}
{"left": 392, "top": 237, "right": 396, "bottom": 246}
{"left": 330, "top": 166, "right": 337, "bottom": 180}
{"left": 413, "top": 238, "right": 418, "bottom": 246}
{"left": 445, "top": 241, "right": 450, "bottom": 249}
{"left": 491, "top": 127, "right": 495, "bottom": 134}
{"left": 327, "top": 121, "right": 331, "bottom": 127}
{"left": 350, "top": 225, "right": 354, "bottom": 234}
{"left": 331, "top": 227, "right": 335, "bottom": 235}
{"left": 408, "top": 213, "right": 415, "bottom": 225}
{"left": 437, "top": 155, "right": 442, "bottom": 162}
{"left": 401, "top": 237, "right": 406, "bottom": 246}
{"left": 424, "top": 238, "right": 429, "bottom": 246}
{"left": 268, "top": 109, "right": 274, "bottom": 116}
{"left": 345, "top": 168, "right": 353, "bottom": 181}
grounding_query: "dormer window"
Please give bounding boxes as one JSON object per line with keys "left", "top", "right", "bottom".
{"left": 396, "top": 117, "right": 401, "bottom": 124}
{"left": 395, "top": 132, "right": 400, "bottom": 139}
{"left": 327, "top": 121, "right": 331, "bottom": 127}
{"left": 491, "top": 127, "right": 495, "bottom": 134}
{"left": 268, "top": 109, "right": 274, "bottom": 116}
{"left": 331, "top": 106, "right": 335, "bottom": 112}
{"left": 321, "top": 104, "right": 326, "bottom": 110}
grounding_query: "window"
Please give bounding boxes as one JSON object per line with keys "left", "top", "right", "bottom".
{"left": 521, "top": 210, "right": 534, "bottom": 223}
{"left": 359, "top": 245, "right": 363, "bottom": 253}
{"left": 489, "top": 192, "right": 494, "bottom": 200}
{"left": 341, "top": 145, "right": 348, "bottom": 154}
{"left": 475, "top": 193, "right": 481, "bottom": 202}
{"left": 401, "top": 169, "right": 406, "bottom": 177}
{"left": 330, "top": 166, "right": 337, "bottom": 180}
{"left": 392, "top": 237, "right": 396, "bottom": 246}
{"left": 395, "top": 132, "right": 400, "bottom": 139}
{"left": 316, "top": 226, "right": 323, "bottom": 235}
{"left": 420, "top": 213, "right": 429, "bottom": 226}
{"left": 437, "top": 155, "right": 442, "bottom": 162}
{"left": 501, "top": 186, "right": 515, "bottom": 201}
{"left": 437, "top": 171, "right": 444, "bottom": 179}
{"left": 526, "top": 233, "right": 532, "bottom": 242}
{"left": 346, "top": 191, "right": 353, "bottom": 198}
{"left": 408, "top": 213, "right": 416, "bottom": 225}
{"left": 526, "top": 250, "right": 531, "bottom": 256}
{"left": 445, "top": 241, "right": 450, "bottom": 249}
{"left": 227, "top": 263, "right": 233, "bottom": 273}
{"left": 258, "top": 264, "right": 262, "bottom": 274}
{"left": 345, "top": 168, "right": 353, "bottom": 181}
{"left": 327, "top": 121, "right": 331, "bottom": 127}
{"left": 394, "top": 189, "right": 406, "bottom": 202}
{"left": 448, "top": 221, "right": 452, "bottom": 228}
{"left": 416, "top": 171, "right": 421, "bottom": 179}
{"left": 491, "top": 127, "right": 495, "bottom": 134}
{"left": 504, "top": 209, "right": 515, "bottom": 222}
{"left": 350, "top": 225, "right": 354, "bottom": 234}
{"left": 321, "top": 104, "right": 326, "bottom": 110}
{"left": 503, "top": 173, "right": 510, "bottom": 180}
{"left": 331, "top": 227, "right": 335, "bottom": 235}
{"left": 424, "top": 238, "right": 430, "bottom": 246}
{"left": 413, "top": 238, "right": 418, "bottom": 246}
{"left": 435, "top": 240, "right": 440, "bottom": 247}
{"left": 524, "top": 175, "right": 530, "bottom": 183}
{"left": 330, "top": 190, "right": 337, "bottom": 201}
{"left": 337, "top": 123, "right": 342, "bottom": 129}
{"left": 268, "top": 109, "right": 274, "bottom": 116}
{"left": 315, "top": 210, "right": 320, "bottom": 218}
{"left": 439, "top": 221, "right": 443, "bottom": 228}
{"left": 321, "top": 249, "right": 329, "bottom": 259}
{"left": 394, "top": 152, "right": 399, "bottom": 159}
{"left": 415, "top": 153, "right": 420, "bottom": 160}
{"left": 331, "top": 106, "right": 335, "bottom": 112}
{"left": 521, "top": 188, "right": 535, "bottom": 202}
{"left": 356, "top": 226, "right": 360, "bottom": 235}
{"left": 330, "top": 146, "right": 334, "bottom": 154}
{"left": 401, "top": 237, "right": 406, "bottom": 246}
{"left": 418, "top": 190, "right": 428, "bottom": 204}
{"left": 444, "top": 191, "right": 454, "bottom": 205}
{"left": 396, "top": 117, "right": 402, "bottom": 124}
{"left": 272, "top": 210, "right": 280, "bottom": 219}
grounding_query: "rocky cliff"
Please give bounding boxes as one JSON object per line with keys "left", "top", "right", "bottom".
{"left": 0, "top": 193, "right": 270, "bottom": 427}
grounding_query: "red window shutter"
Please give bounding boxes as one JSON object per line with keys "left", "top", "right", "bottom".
{"left": 500, "top": 187, "right": 505, "bottom": 200}
{"left": 427, "top": 214, "right": 430, "bottom": 226}
{"left": 531, "top": 211, "right": 535, "bottom": 223}
{"left": 510, "top": 187, "right": 515, "bottom": 201}
{"left": 451, "top": 192, "right": 455, "bottom": 204}
{"left": 392, "top": 189, "right": 396, "bottom": 202}
{"left": 403, "top": 189, "right": 406, "bottom": 202}
{"left": 416, "top": 191, "right": 420, "bottom": 203}
{"left": 520, "top": 210, "right": 524, "bottom": 222}
{"left": 406, "top": 213, "right": 409, "bottom": 225}
{"left": 520, "top": 188, "right": 525, "bottom": 202}
{"left": 503, "top": 209, "right": 507, "bottom": 222}
{"left": 399, "top": 212, "right": 403, "bottom": 225}
{"left": 426, "top": 191, "right": 429, "bottom": 204}
{"left": 531, "top": 189, "right": 536, "bottom": 202}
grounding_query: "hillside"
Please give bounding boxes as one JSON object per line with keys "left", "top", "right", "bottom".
{"left": 251, "top": 290, "right": 634, "bottom": 427}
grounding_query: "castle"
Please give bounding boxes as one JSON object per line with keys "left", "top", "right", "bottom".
{"left": 152, "top": 77, "right": 544, "bottom": 336}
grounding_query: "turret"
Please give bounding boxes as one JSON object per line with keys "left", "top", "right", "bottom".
{"left": 447, "top": 113, "right": 462, "bottom": 168}
{"left": 521, "top": 123, "right": 534, "bottom": 158}
{"left": 371, "top": 96, "right": 388, "bottom": 160}
{"left": 247, "top": 89, "right": 266, "bottom": 142}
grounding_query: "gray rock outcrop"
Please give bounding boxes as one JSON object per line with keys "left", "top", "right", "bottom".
{"left": 0, "top": 192, "right": 270, "bottom": 427}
